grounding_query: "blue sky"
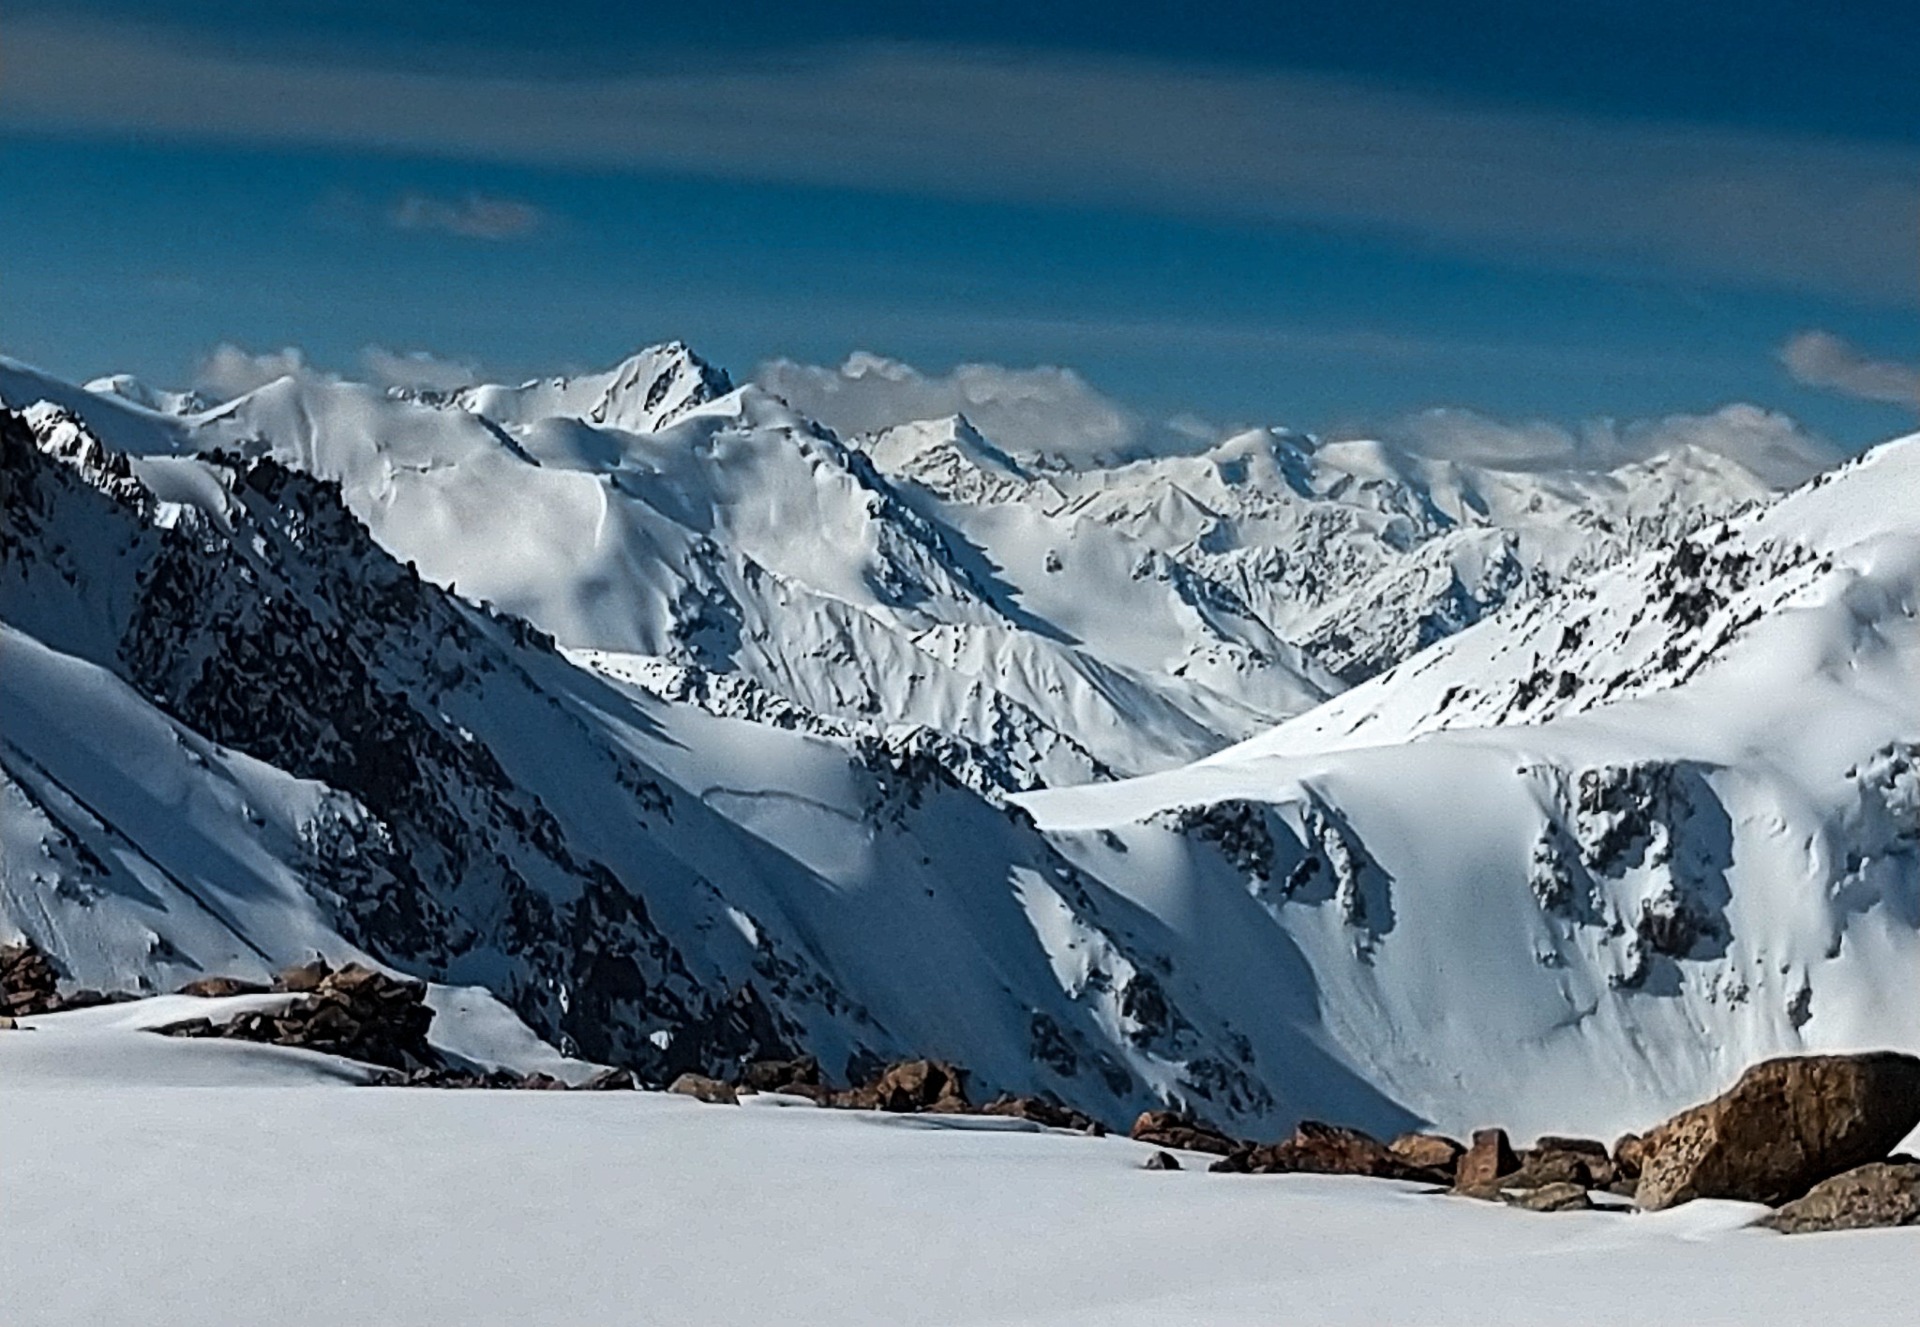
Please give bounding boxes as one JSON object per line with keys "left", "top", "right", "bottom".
{"left": 2, "top": 1, "right": 1916, "bottom": 450}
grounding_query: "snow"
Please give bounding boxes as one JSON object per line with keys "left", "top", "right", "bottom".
{"left": 0, "top": 1027, "right": 1909, "bottom": 1326}
{"left": 6, "top": 347, "right": 1919, "bottom": 1159}
{"left": 1014, "top": 428, "right": 1920, "bottom": 1141}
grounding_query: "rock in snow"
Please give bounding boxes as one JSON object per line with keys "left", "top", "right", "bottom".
{"left": 1635, "top": 1053, "right": 1920, "bottom": 1210}
{"left": 1760, "top": 1161, "right": 1920, "bottom": 1234}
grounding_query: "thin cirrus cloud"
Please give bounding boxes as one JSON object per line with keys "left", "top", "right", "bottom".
{"left": 4, "top": 15, "right": 1917, "bottom": 304}
{"left": 387, "top": 191, "right": 545, "bottom": 241}
{"left": 1779, "top": 330, "right": 1920, "bottom": 407}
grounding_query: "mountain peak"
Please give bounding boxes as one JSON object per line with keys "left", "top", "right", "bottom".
{"left": 454, "top": 341, "right": 734, "bottom": 435}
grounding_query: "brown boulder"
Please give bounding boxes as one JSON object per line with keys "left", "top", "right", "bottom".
{"left": 1129, "top": 1110, "right": 1240, "bottom": 1157}
{"left": 738, "top": 1057, "right": 822, "bottom": 1094}
{"left": 1389, "top": 1132, "right": 1465, "bottom": 1172}
{"left": 1637, "top": 1052, "right": 1920, "bottom": 1210}
{"left": 273, "top": 959, "right": 329, "bottom": 993}
{"left": 669, "top": 1073, "right": 740, "bottom": 1105}
{"left": 1455, "top": 1128, "right": 1520, "bottom": 1190}
{"left": 175, "top": 976, "right": 271, "bottom": 999}
{"left": 1518, "top": 1139, "right": 1615, "bottom": 1189}
{"left": 838, "top": 1059, "right": 970, "bottom": 1113}
{"left": 1535, "top": 1135, "right": 1609, "bottom": 1160}
{"left": 578, "top": 1068, "right": 638, "bottom": 1091}
{"left": 980, "top": 1094, "right": 1105, "bottom": 1134}
{"left": 1502, "top": 1181, "right": 1593, "bottom": 1213}
{"left": 1759, "top": 1161, "right": 1920, "bottom": 1234}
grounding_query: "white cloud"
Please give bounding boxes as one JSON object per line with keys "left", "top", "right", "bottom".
{"left": 360, "top": 345, "right": 481, "bottom": 392}
{"left": 5, "top": 18, "right": 1915, "bottom": 301}
{"left": 192, "top": 343, "right": 331, "bottom": 398}
{"left": 1382, "top": 403, "right": 1843, "bottom": 486}
{"left": 760, "top": 351, "right": 1844, "bottom": 482}
{"left": 387, "top": 191, "right": 544, "bottom": 240}
{"left": 1779, "top": 330, "right": 1920, "bottom": 406}
{"left": 756, "top": 352, "right": 1158, "bottom": 461}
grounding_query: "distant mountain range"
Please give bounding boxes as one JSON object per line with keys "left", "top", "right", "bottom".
{"left": 4, "top": 344, "right": 1913, "bottom": 1139}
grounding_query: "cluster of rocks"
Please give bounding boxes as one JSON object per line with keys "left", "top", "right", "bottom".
{"left": 0, "top": 942, "right": 60, "bottom": 1020}
{"left": 15, "top": 936, "right": 1918, "bottom": 1233}
{"left": 667, "top": 1056, "right": 1105, "bottom": 1133}
{"left": 158, "top": 960, "right": 645, "bottom": 1090}
{"left": 1, "top": 940, "right": 140, "bottom": 1022}
{"left": 1128, "top": 1051, "right": 1920, "bottom": 1233}
{"left": 157, "top": 960, "right": 439, "bottom": 1071}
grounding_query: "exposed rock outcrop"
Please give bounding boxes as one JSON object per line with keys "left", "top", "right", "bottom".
{"left": 979, "top": 1094, "right": 1106, "bottom": 1134}
{"left": 1211, "top": 1120, "right": 1443, "bottom": 1180}
{"left": 836, "top": 1058, "right": 970, "bottom": 1114}
{"left": 1502, "top": 1181, "right": 1592, "bottom": 1213}
{"left": 0, "top": 940, "right": 61, "bottom": 1017}
{"left": 669, "top": 1073, "right": 740, "bottom": 1105}
{"left": 1129, "top": 1110, "right": 1240, "bottom": 1157}
{"left": 157, "top": 960, "right": 436, "bottom": 1071}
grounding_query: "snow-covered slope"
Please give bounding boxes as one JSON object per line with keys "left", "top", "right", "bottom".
{"left": 2, "top": 343, "right": 1900, "bottom": 1145}
{"left": 1021, "top": 431, "right": 1920, "bottom": 1138}
{"left": 0, "top": 351, "right": 1356, "bottom": 785}
{"left": 6, "top": 1031, "right": 1908, "bottom": 1327}
{"left": 3, "top": 346, "right": 1771, "bottom": 788}
{"left": 857, "top": 419, "right": 1773, "bottom": 685}
{"left": 0, "top": 402, "right": 1307, "bottom": 1126}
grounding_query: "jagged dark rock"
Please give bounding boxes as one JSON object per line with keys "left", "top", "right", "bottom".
{"left": 737, "top": 1056, "right": 823, "bottom": 1094}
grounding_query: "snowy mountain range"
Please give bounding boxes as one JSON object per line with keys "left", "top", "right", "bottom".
{"left": 4, "top": 343, "right": 1913, "bottom": 1141}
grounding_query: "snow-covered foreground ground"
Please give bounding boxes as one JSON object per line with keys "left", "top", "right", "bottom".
{"left": 2, "top": 1026, "right": 1909, "bottom": 1326}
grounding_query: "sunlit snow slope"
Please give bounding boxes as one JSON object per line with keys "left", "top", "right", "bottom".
{"left": 2, "top": 345, "right": 1905, "bottom": 1144}
{"left": 1022, "top": 432, "right": 1920, "bottom": 1138}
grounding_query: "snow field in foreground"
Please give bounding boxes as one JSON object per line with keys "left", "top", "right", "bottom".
{"left": 2, "top": 1030, "right": 1910, "bottom": 1327}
